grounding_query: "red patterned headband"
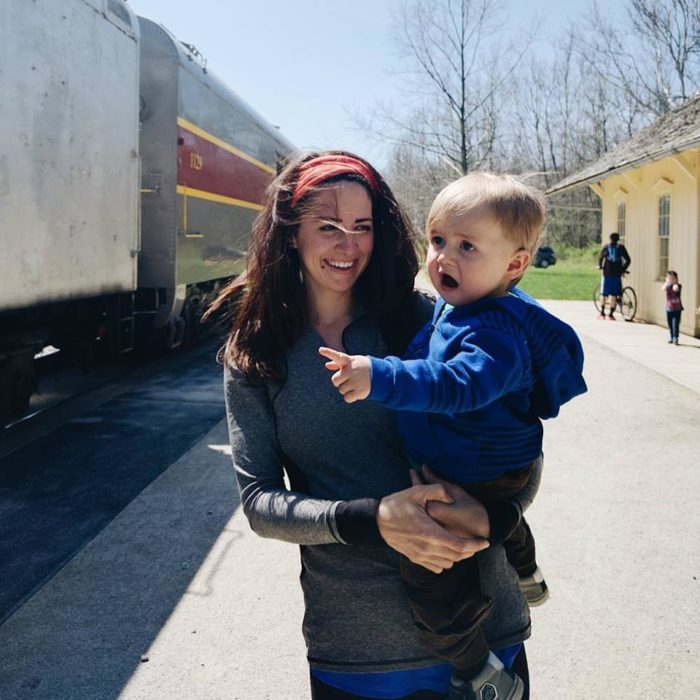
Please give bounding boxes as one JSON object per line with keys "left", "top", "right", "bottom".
{"left": 291, "top": 155, "right": 379, "bottom": 207}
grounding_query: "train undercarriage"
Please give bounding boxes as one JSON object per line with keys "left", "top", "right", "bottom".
{"left": 0, "top": 279, "right": 230, "bottom": 427}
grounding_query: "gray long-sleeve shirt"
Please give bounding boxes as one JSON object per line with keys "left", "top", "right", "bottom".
{"left": 225, "top": 306, "right": 537, "bottom": 672}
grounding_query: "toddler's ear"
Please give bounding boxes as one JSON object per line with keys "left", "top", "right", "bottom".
{"left": 507, "top": 250, "right": 531, "bottom": 279}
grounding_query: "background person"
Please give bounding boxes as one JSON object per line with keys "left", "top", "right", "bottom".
{"left": 662, "top": 271, "right": 684, "bottom": 344}
{"left": 597, "top": 232, "right": 631, "bottom": 320}
{"left": 210, "top": 151, "right": 540, "bottom": 699}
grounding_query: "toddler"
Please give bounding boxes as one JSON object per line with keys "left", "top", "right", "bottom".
{"left": 320, "top": 173, "right": 587, "bottom": 700}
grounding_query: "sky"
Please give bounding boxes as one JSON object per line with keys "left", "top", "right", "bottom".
{"left": 126, "top": 0, "right": 605, "bottom": 168}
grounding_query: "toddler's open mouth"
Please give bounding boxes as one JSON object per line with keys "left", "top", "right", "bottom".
{"left": 441, "top": 273, "right": 459, "bottom": 289}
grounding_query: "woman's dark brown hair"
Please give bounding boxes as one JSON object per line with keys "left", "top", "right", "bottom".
{"left": 206, "top": 150, "right": 421, "bottom": 382}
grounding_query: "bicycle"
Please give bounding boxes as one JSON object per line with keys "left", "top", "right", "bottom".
{"left": 593, "top": 272, "right": 637, "bottom": 321}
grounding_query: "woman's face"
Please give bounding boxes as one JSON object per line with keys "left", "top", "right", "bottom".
{"left": 294, "top": 181, "right": 374, "bottom": 302}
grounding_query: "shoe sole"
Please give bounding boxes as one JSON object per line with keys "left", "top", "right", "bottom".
{"left": 460, "top": 671, "right": 525, "bottom": 700}
{"left": 519, "top": 575, "right": 550, "bottom": 607}
{"left": 508, "top": 673, "right": 525, "bottom": 700}
{"left": 524, "top": 587, "right": 550, "bottom": 607}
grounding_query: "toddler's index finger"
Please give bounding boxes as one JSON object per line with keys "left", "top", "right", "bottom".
{"left": 319, "top": 346, "right": 351, "bottom": 368}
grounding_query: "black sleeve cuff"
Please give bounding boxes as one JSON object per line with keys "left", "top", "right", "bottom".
{"left": 335, "top": 498, "right": 521, "bottom": 547}
{"left": 334, "top": 498, "right": 383, "bottom": 545}
{"left": 484, "top": 500, "right": 522, "bottom": 546}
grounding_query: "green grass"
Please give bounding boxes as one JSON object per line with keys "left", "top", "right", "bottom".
{"left": 518, "top": 245, "right": 601, "bottom": 300}
{"left": 417, "top": 245, "right": 603, "bottom": 301}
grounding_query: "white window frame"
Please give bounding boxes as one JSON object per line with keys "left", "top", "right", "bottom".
{"left": 616, "top": 202, "right": 627, "bottom": 244}
{"left": 652, "top": 177, "right": 673, "bottom": 281}
{"left": 657, "top": 194, "right": 670, "bottom": 280}
{"left": 612, "top": 187, "right": 628, "bottom": 246}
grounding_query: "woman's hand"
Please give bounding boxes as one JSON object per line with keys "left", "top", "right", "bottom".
{"left": 418, "top": 466, "right": 490, "bottom": 540}
{"left": 377, "top": 479, "right": 489, "bottom": 574}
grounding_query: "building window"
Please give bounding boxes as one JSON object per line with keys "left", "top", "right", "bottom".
{"left": 658, "top": 195, "right": 670, "bottom": 279}
{"left": 616, "top": 202, "right": 626, "bottom": 243}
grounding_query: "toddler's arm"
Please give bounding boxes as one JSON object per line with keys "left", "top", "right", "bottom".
{"left": 321, "top": 326, "right": 526, "bottom": 413}
{"left": 319, "top": 347, "right": 372, "bottom": 403}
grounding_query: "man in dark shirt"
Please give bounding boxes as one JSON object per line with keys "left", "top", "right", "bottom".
{"left": 598, "top": 233, "right": 631, "bottom": 320}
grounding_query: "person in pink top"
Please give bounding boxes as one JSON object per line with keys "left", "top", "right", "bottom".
{"left": 661, "top": 271, "right": 684, "bottom": 344}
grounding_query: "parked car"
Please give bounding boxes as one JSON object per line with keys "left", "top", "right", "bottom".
{"left": 534, "top": 245, "right": 557, "bottom": 268}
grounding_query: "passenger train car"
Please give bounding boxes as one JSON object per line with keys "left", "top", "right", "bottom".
{"left": 0, "top": 0, "right": 294, "bottom": 423}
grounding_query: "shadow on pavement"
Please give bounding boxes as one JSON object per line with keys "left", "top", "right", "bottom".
{"left": 0, "top": 346, "right": 242, "bottom": 699}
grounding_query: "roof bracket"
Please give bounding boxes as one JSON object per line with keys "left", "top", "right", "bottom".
{"left": 589, "top": 182, "right": 604, "bottom": 198}
{"left": 620, "top": 172, "right": 641, "bottom": 191}
{"left": 671, "top": 153, "right": 696, "bottom": 181}
{"left": 652, "top": 176, "right": 674, "bottom": 192}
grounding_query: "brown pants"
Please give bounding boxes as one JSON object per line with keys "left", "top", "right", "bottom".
{"left": 401, "top": 463, "right": 537, "bottom": 679}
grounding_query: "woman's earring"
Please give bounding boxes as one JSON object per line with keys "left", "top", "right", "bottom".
{"left": 289, "top": 241, "right": 303, "bottom": 284}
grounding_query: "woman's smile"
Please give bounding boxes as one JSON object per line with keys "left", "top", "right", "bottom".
{"left": 324, "top": 259, "right": 356, "bottom": 271}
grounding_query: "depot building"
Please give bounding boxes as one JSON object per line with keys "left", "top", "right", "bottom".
{"left": 548, "top": 95, "right": 700, "bottom": 338}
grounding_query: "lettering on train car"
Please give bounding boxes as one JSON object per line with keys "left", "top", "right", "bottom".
{"left": 189, "top": 152, "right": 203, "bottom": 170}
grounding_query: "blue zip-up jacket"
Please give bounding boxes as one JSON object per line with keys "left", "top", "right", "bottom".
{"left": 367, "top": 290, "right": 587, "bottom": 482}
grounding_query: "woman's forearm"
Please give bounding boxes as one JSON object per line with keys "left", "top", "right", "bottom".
{"left": 242, "top": 486, "right": 383, "bottom": 545}
{"left": 227, "top": 366, "right": 349, "bottom": 546}
{"left": 243, "top": 487, "right": 341, "bottom": 544}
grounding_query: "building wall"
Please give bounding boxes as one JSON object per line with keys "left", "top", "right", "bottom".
{"left": 594, "top": 150, "right": 699, "bottom": 337}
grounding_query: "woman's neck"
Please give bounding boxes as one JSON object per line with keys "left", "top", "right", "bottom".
{"left": 307, "top": 289, "right": 355, "bottom": 349}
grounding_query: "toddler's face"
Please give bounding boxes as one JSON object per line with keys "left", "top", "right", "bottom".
{"left": 426, "top": 205, "right": 528, "bottom": 307}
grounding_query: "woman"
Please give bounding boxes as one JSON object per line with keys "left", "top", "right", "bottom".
{"left": 211, "top": 152, "right": 537, "bottom": 699}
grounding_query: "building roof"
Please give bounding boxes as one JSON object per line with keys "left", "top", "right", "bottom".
{"left": 547, "top": 94, "right": 700, "bottom": 195}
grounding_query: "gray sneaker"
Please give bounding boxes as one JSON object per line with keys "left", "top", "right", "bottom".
{"left": 518, "top": 566, "right": 549, "bottom": 607}
{"left": 447, "top": 652, "right": 524, "bottom": 700}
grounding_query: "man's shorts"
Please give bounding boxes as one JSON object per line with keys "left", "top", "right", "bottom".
{"left": 601, "top": 276, "right": 622, "bottom": 297}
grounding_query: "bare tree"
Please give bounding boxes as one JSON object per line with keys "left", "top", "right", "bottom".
{"left": 360, "top": 0, "right": 529, "bottom": 175}
{"left": 575, "top": 0, "right": 700, "bottom": 117}
{"left": 385, "top": 145, "right": 457, "bottom": 233}
{"left": 507, "top": 33, "right": 626, "bottom": 247}
{"left": 370, "top": 0, "right": 700, "bottom": 250}
{"left": 510, "top": 51, "right": 573, "bottom": 187}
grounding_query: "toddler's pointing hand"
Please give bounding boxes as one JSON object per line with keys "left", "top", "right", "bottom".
{"left": 319, "top": 347, "right": 372, "bottom": 403}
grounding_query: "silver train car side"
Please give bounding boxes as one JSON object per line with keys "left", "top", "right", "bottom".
{"left": 0, "top": 0, "right": 293, "bottom": 423}
{"left": 137, "top": 17, "right": 292, "bottom": 346}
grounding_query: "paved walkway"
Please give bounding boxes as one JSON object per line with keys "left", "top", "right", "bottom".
{"left": 0, "top": 302, "right": 698, "bottom": 698}
{"left": 542, "top": 300, "right": 700, "bottom": 395}
{"left": 530, "top": 301, "right": 699, "bottom": 699}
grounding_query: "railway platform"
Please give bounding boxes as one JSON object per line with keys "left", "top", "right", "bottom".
{"left": 0, "top": 301, "right": 698, "bottom": 699}
{"left": 542, "top": 299, "right": 700, "bottom": 394}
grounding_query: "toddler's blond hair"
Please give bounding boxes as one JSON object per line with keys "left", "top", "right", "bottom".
{"left": 427, "top": 172, "right": 546, "bottom": 255}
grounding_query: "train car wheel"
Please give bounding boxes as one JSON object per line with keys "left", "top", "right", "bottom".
{"left": 183, "top": 293, "right": 204, "bottom": 346}
{"left": 162, "top": 317, "right": 186, "bottom": 352}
